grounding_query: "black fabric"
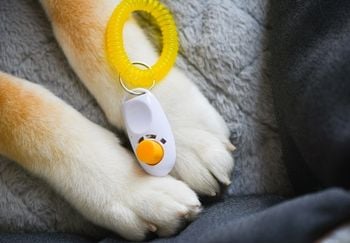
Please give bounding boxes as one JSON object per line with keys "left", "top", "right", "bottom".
{"left": 268, "top": 0, "right": 350, "bottom": 193}
{"left": 1, "top": 189, "right": 350, "bottom": 243}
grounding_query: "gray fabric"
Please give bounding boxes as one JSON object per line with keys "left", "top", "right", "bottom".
{"left": 2, "top": 189, "right": 350, "bottom": 243}
{"left": 0, "top": 0, "right": 291, "bottom": 235}
{"left": 153, "top": 189, "right": 350, "bottom": 243}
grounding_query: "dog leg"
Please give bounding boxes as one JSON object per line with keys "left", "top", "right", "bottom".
{"left": 0, "top": 71, "right": 200, "bottom": 240}
{"left": 40, "top": 0, "right": 234, "bottom": 196}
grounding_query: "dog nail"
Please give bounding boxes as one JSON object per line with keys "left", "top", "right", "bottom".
{"left": 227, "top": 142, "right": 236, "bottom": 152}
{"left": 148, "top": 224, "right": 157, "bottom": 232}
{"left": 223, "top": 178, "right": 232, "bottom": 186}
{"left": 178, "top": 210, "right": 189, "bottom": 217}
{"left": 192, "top": 205, "right": 203, "bottom": 213}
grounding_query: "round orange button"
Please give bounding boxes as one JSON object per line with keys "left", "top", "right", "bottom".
{"left": 136, "top": 140, "right": 164, "bottom": 165}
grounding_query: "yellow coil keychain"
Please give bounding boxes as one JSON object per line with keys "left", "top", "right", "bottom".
{"left": 105, "top": 0, "right": 178, "bottom": 176}
{"left": 105, "top": 0, "right": 178, "bottom": 88}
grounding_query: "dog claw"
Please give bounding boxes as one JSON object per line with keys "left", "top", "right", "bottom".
{"left": 148, "top": 224, "right": 157, "bottom": 232}
{"left": 226, "top": 142, "right": 236, "bottom": 152}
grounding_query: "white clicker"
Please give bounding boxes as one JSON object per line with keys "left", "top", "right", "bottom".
{"left": 122, "top": 89, "right": 176, "bottom": 176}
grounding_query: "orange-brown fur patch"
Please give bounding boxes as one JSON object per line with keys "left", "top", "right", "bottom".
{"left": 0, "top": 73, "right": 64, "bottom": 169}
{"left": 42, "top": 0, "right": 105, "bottom": 53}
{"left": 41, "top": 0, "right": 117, "bottom": 89}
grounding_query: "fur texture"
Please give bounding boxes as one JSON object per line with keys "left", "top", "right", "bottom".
{"left": 0, "top": 0, "right": 234, "bottom": 239}
{"left": 0, "top": 72, "right": 202, "bottom": 240}
{"left": 0, "top": 0, "right": 291, "bottom": 237}
{"left": 40, "top": 0, "right": 234, "bottom": 195}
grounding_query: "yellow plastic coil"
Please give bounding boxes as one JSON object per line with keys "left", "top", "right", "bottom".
{"left": 105, "top": 0, "right": 178, "bottom": 89}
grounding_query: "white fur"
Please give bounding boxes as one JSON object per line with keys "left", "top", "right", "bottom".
{"left": 0, "top": 72, "right": 201, "bottom": 240}
{"left": 43, "top": 0, "right": 234, "bottom": 196}
{"left": 0, "top": 0, "right": 235, "bottom": 239}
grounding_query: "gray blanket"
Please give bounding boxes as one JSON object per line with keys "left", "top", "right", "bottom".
{"left": 0, "top": 0, "right": 291, "bottom": 235}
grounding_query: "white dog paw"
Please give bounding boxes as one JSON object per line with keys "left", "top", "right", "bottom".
{"left": 154, "top": 69, "right": 235, "bottom": 196}
{"left": 41, "top": 118, "right": 201, "bottom": 241}
{"left": 91, "top": 175, "right": 201, "bottom": 240}
{"left": 171, "top": 128, "right": 235, "bottom": 196}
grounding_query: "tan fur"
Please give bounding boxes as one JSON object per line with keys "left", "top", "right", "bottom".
{"left": 40, "top": 0, "right": 125, "bottom": 127}
{"left": 0, "top": 73, "right": 64, "bottom": 169}
{"left": 41, "top": 0, "right": 105, "bottom": 53}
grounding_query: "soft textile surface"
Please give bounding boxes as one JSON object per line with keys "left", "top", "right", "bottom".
{"left": 0, "top": 0, "right": 291, "bottom": 235}
{"left": 2, "top": 189, "right": 350, "bottom": 243}
{"left": 268, "top": 0, "right": 350, "bottom": 193}
{"left": 103, "top": 189, "right": 350, "bottom": 243}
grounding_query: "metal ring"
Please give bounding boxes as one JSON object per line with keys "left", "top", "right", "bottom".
{"left": 119, "top": 62, "right": 156, "bottom": 95}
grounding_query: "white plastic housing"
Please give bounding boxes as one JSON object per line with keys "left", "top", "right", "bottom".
{"left": 122, "top": 90, "right": 176, "bottom": 176}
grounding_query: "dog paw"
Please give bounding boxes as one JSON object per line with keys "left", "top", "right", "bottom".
{"left": 69, "top": 169, "right": 201, "bottom": 240}
{"left": 87, "top": 174, "right": 201, "bottom": 240}
{"left": 41, "top": 120, "right": 201, "bottom": 240}
{"left": 171, "top": 127, "right": 235, "bottom": 196}
{"left": 154, "top": 69, "right": 235, "bottom": 196}
{"left": 70, "top": 158, "right": 201, "bottom": 241}
{"left": 115, "top": 176, "right": 201, "bottom": 240}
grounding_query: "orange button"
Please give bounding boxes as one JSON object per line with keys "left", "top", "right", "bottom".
{"left": 136, "top": 140, "right": 164, "bottom": 165}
